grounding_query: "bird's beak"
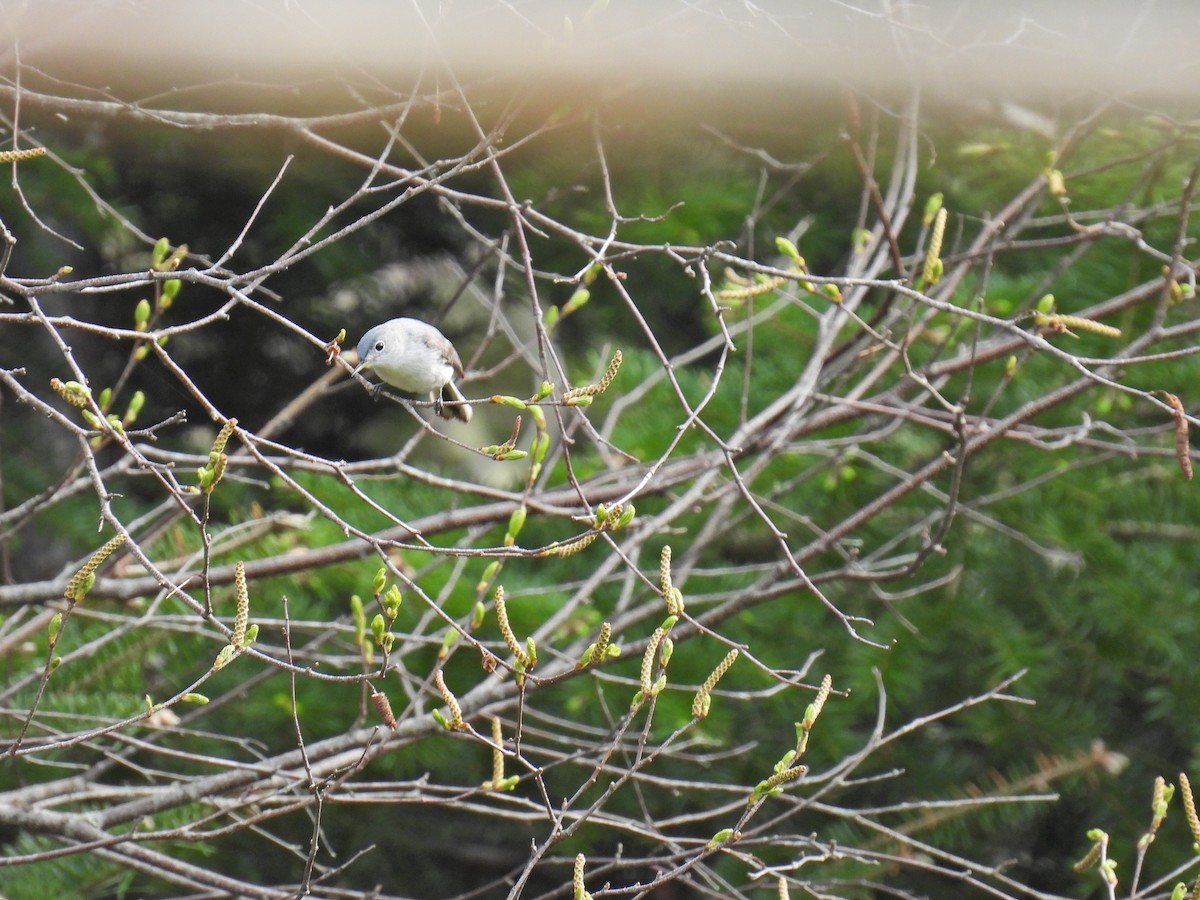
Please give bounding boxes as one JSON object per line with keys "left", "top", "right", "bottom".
{"left": 351, "top": 355, "right": 368, "bottom": 376}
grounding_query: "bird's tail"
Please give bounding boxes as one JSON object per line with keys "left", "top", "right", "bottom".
{"left": 439, "top": 381, "right": 472, "bottom": 423}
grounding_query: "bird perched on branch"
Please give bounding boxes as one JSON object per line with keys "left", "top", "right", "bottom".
{"left": 354, "top": 318, "right": 472, "bottom": 423}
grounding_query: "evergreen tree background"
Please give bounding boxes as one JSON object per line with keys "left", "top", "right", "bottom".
{"left": 1, "top": 3, "right": 1199, "bottom": 897}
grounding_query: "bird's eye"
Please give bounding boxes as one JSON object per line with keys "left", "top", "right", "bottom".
{"left": 374, "top": 341, "right": 385, "bottom": 352}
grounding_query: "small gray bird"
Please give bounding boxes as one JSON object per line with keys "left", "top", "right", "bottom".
{"left": 354, "top": 318, "right": 472, "bottom": 423}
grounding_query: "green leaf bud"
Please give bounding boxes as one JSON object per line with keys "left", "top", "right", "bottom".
{"left": 562, "top": 288, "right": 590, "bottom": 316}
{"left": 372, "top": 567, "right": 387, "bottom": 596}
{"left": 163, "top": 244, "right": 187, "bottom": 270}
{"left": 774, "top": 236, "right": 801, "bottom": 264}
{"left": 48, "top": 612, "right": 62, "bottom": 642}
{"left": 71, "top": 573, "right": 95, "bottom": 600}
{"left": 383, "top": 584, "right": 402, "bottom": 618}
{"left": 614, "top": 503, "right": 635, "bottom": 528}
{"left": 593, "top": 503, "right": 610, "bottom": 527}
{"left": 527, "top": 409, "right": 547, "bottom": 439}
{"left": 491, "top": 395, "right": 528, "bottom": 410}
{"left": 579, "top": 642, "right": 599, "bottom": 667}
{"left": 371, "top": 613, "right": 386, "bottom": 642}
{"left": 507, "top": 505, "right": 528, "bottom": 540}
{"left": 124, "top": 391, "right": 145, "bottom": 425}
{"left": 923, "top": 192, "right": 944, "bottom": 225}
{"left": 50, "top": 379, "right": 91, "bottom": 406}
{"left": 152, "top": 237, "right": 170, "bottom": 266}
{"left": 707, "top": 828, "right": 735, "bottom": 847}
{"left": 1037, "top": 293, "right": 1056, "bottom": 315}
{"left": 660, "top": 637, "right": 673, "bottom": 666}
{"left": 668, "top": 587, "right": 684, "bottom": 615}
{"left": 543, "top": 305, "right": 560, "bottom": 329}
{"left": 532, "top": 431, "right": 550, "bottom": 465}
{"left": 750, "top": 781, "right": 777, "bottom": 802}
{"left": 497, "top": 449, "right": 528, "bottom": 461}
{"left": 161, "top": 278, "right": 181, "bottom": 306}
{"left": 183, "top": 692, "right": 210, "bottom": 704}
{"left": 471, "top": 600, "right": 486, "bottom": 630}
{"left": 477, "top": 560, "right": 500, "bottom": 595}
{"left": 134, "top": 298, "right": 152, "bottom": 330}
